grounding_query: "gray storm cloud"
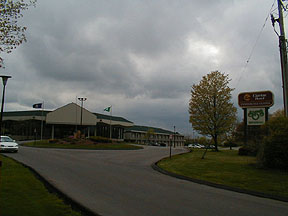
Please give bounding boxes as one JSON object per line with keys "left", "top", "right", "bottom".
{"left": 1, "top": 0, "right": 284, "bottom": 134}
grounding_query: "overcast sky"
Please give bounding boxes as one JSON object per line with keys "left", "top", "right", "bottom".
{"left": 0, "top": 0, "right": 286, "bottom": 135}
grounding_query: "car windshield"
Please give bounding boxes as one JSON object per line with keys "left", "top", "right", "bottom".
{"left": 0, "top": 137, "right": 13, "bottom": 142}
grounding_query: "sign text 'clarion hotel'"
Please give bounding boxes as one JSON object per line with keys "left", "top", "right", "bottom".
{"left": 238, "top": 91, "right": 274, "bottom": 108}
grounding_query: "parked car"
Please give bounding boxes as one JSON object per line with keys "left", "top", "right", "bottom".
{"left": 159, "top": 143, "right": 166, "bottom": 147}
{"left": 197, "top": 144, "right": 205, "bottom": 149}
{"left": 188, "top": 144, "right": 201, "bottom": 148}
{"left": 147, "top": 142, "right": 158, "bottom": 146}
{"left": 206, "top": 144, "right": 215, "bottom": 149}
{"left": 0, "top": 136, "right": 18, "bottom": 153}
{"left": 187, "top": 143, "right": 207, "bottom": 149}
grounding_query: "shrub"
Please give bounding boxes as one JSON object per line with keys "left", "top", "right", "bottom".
{"left": 238, "top": 144, "right": 258, "bottom": 156}
{"left": 258, "top": 116, "right": 288, "bottom": 169}
{"left": 48, "top": 139, "right": 58, "bottom": 144}
{"left": 89, "top": 136, "right": 111, "bottom": 143}
{"left": 223, "top": 141, "right": 238, "bottom": 148}
{"left": 260, "top": 135, "right": 288, "bottom": 169}
{"left": 238, "top": 147, "right": 249, "bottom": 156}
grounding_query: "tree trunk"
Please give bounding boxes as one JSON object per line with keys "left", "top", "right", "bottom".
{"left": 214, "top": 134, "right": 219, "bottom": 152}
{"left": 201, "top": 146, "right": 208, "bottom": 159}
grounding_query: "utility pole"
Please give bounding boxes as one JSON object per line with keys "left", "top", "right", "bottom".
{"left": 277, "top": 0, "right": 288, "bottom": 116}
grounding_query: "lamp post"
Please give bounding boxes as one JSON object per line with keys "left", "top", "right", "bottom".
{"left": 78, "top": 97, "right": 87, "bottom": 127}
{"left": 0, "top": 75, "right": 11, "bottom": 136}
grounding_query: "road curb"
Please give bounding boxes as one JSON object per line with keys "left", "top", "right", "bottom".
{"left": 2, "top": 155, "right": 101, "bottom": 216}
{"left": 152, "top": 159, "right": 288, "bottom": 203}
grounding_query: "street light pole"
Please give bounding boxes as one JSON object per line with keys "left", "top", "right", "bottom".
{"left": 78, "top": 97, "right": 87, "bottom": 131}
{"left": 0, "top": 75, "right": 11, "bottom": 136}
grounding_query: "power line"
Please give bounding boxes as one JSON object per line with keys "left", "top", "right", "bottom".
{"left": 234, "top": 0, "right": 276, "bottom": 88}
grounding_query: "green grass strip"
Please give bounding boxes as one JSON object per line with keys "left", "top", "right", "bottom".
{"left": 0, "top": 155, "right": 81, "bottom": 216}
{"left": 158, "top": 149, "right": 288, "bottom": 199}
{"left": 23, "top": 140, "right": 142, "bottom": 150}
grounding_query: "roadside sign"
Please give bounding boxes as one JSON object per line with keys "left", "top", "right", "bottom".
{"left": 238, "top": 91, "right": 274, "bottom": 108}
{"left": 247, "top": 108, "right": 266, "bottom": 125}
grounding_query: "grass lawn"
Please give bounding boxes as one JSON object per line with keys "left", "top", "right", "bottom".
{"left": 157, "top": 149, "right": 288, "bottom": 199}
{"left": 22, "top": 139, "right": 143, "bottom": 150}
{"left": 0, "top": 155, "right": 81, "bottom": 216}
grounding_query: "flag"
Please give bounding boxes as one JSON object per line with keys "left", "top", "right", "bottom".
{"left": 33, "top": 103, "right": 42, "bottom": 109}
{"left": 104, "top": 106, "right": 111, "bottom": 112}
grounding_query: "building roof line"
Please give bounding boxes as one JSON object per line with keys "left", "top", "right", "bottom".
{"left": 125, "top": 125, "right": 181, "bottom": 135}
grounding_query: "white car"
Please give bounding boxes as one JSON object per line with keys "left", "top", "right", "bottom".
{"left": 188, "top": 143, "right": 205, "bottom": 149}
{"left": 197, "top": 144, "right": 205, "bottom": 149}
{"left": 0, "top": 136, "right": 18, "bottom": 153}
{"left": 188, "top": 144, "right": 201, "bottom": 148}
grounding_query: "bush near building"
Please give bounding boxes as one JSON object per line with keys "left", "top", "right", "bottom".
{"left": 223, "top": 140, "right": 239, "bottom": 148}
{"left": 237, "top": 113, "right": 288, "bottom": 170}
{"left": 238, "top": 141, "right": 260, "bottom": 156}
{"left": 258, "top": 116, "right": 288, "bottom": 170}
{"left": 234, "top": 121, "right": 264, "bottom": 156}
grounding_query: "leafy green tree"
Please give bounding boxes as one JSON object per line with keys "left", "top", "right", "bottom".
{"left": 197, "top": 136, "right": 209, "bottom": 146}
{"left": 189, "top": 71, "right": 237, "bottom": 151}
{"left": 0, "top": 0, "right": 36, "bottom": 67}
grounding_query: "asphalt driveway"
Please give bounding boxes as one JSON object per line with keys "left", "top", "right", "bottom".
{"left": 4, "top": 146, "right": 288, "bottom": 216}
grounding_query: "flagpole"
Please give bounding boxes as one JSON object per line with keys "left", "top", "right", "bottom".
{"left": 75, "top": 96, "right": 78, "bottom": 132}
{"left": 40, "top": 101, "right": 44, "bottom": 140}
{"left": 110, "top": 105, "right": 112, "bottom": 141}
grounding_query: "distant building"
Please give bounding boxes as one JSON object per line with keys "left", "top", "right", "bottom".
{"left": 3, "top": 103, "right": 184, "bottom": 146}
{"left": 124, "top": 125, "right": 184, "bottom": 147}
{"left": 3, "top": 103, "right": 133, "bottom": 140}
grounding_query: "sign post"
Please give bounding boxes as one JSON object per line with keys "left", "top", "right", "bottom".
{"left": 238, "top": 91, "right": 274, "bottom": 145}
